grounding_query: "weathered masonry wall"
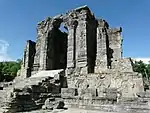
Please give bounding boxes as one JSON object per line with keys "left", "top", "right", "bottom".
{"left": 33, "top": 18, "right": 68, "bottom": 72}
{"left": 21, "top": 40, "right": 35, "bottom": 78}
{"left": 21, "top": 5, "right": 125, "bottom": 77}
{"left": 14, "top": 6, "right": 147, "bottom": 113}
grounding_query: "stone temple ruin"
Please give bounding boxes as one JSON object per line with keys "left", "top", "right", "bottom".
{"left": 1, "top": 5, "right": 150, "bottom": 113}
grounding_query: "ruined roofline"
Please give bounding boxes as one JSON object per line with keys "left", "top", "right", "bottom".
{"left": 96, "top": 18, "right": 109, "bottom": 28}
{"left": 107, "top": 27, "right": 122, "bottom": 33}
{"left": 37, "top": 5, "right": 95, "bottom": 26}
{"left": 52, "top": 5, "right": 92, "bottom": 19}
{"left": 26, "top": 40, "right": 36, "bottom": 44}
{"left": 36, "top": 5, "right": 123, "bottom": 30}
{"left": 74, "top": 5, "right": 89, "bottom": 11}
{"left": 74, "top": 5, "right": 95, "bottom": 19}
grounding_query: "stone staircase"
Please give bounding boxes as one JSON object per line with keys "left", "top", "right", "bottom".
{"left": 0, "top": 69, "right": 65, "bottom": 113}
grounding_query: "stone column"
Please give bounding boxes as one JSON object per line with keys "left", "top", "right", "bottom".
{"left": 39, "top": 34, "right": 48, "bottom": 70}
{"left": 65, "top": 20, "right": 78, "bottom": 68}
{"left": 76, "top": 18, "right": 88, "bottom": 69}
{"left": 63, "top": 20, "right": 78, "bottom": 76}
{"left": 107, "top": 27, "right": 122, "bottom": 60}
{"left": 21, "top": 40, "right": 35, "bottom": 78}
{"left": 95, "top": 20, "right": 108, "bottom": 72}
{"left": 33, "top": 21, "right": 45, "bottom": 72}
{"left": 33, "top": 18, "right": 52, "bottom": 72}
{"left": 67, "top": 8, "right": 97, "bottom": 74}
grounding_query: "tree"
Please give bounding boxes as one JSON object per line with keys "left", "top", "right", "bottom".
{"left": 0, "top": 60, "right": 22, "bottom": 82}
{"left": 133, "top": 60, "right": 147, "bottom": 78}
{"left": 133, "top": 60, "right": 150, "bottom": 90}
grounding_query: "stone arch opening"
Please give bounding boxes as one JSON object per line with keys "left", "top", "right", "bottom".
{"left": 86, "top": 20, "right": 97, "bottom": 74}
{"left": 59, "top": 23, "right": 68, "bottom": 34}
{"left": 46, "top": 16, "right": 97, "bottom": 74}
{"left": 46, "top": 20, "right": 68, "bottom": 70}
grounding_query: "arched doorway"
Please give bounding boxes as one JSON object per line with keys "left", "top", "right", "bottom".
{"left": 46, "top": 22, "right": 68, "bottom": 70}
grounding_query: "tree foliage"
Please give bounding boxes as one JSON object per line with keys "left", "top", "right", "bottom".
{"left": 133, "top": 60, "right": 150, "bottom": 79}
{"left": 133, "top": 60, "right": 150, "bottom": 90}
{"left": 0, "top": 59, "right": 22, "bottom": 82}
{"left": 132, "top": 60, "right": 150, "bottom": 90}
{"left": 133, "top": 60, "right": 147, "bottom": 78}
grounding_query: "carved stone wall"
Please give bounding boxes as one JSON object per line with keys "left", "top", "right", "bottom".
{"left": 66, "top": 72, "right": 144, "bottom": 98}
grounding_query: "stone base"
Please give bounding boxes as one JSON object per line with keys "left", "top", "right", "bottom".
{"left": 63, "top": 97, "right": 150, "bottom": 113}
{"left": 66, "top": 66, "right": 88, "bottom": 76}
{"left": 66, "top": 72, "right": 144, "bottom": 98}
{"left": 111, "top": 58, "right": 134, "bottom": 72}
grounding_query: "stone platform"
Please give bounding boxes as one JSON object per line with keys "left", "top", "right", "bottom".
{"left": 18, "top": 108, "right": 121, "bottom": 113}
{"left": 18, "top": 107, "right": 150, "bottom": 113}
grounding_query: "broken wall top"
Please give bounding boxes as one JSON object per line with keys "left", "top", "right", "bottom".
{"left": 37, "top": 5, "right": 96, "bottom": 29}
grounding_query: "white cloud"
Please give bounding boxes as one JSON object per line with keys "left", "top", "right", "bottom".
{"left": 0, "top": 40, "right": 13, "bottom": 62}
{"left": 133, "top": 58, "right": 150, "bottom": 64}
{"left": 0, "top": 55, "right": 12, "bottom": 62}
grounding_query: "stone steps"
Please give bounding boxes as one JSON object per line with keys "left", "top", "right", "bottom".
{"left": 0, "top": 70, "right": 64, "bottom": 113}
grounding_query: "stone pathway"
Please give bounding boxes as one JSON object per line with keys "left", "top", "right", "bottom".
{"left": 19, "top": 108, "right": 124, "bottom": 113}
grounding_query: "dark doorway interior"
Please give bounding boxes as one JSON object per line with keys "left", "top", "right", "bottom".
{"left": 46, "top": 23, "right": 68, "bottom": 70}
{"left": 87, "top": 20, "right": 97, "bottom": 73}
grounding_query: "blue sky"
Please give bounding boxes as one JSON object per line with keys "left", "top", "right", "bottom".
{"left": 0, "top": 0, "right": 150, "bottom": 62}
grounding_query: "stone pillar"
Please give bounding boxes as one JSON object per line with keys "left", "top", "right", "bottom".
{"left": 95, "top": 20, "right": 108, "bottom": 72}
{"left": 39, "top": 35, "right": 47, "bottom": 70}
{"left": 65, "top": 6, "right": 97, "bottom": 74}
{"left": 33, "top": 20, "right": 46, "bottom": 72}
{"left": 76, "top": 20, "right": 88, "bottom": 68}
{"left": 33, "top": 18, "right": 60, "bottom": 72}
{"left": 107, "top": 27, "right": 122, "bottom": 60}
{"left": 33, "top": 20, "right": 49, "bottom": 71}
{"left": 21, "top": 40, "right": 35, "bottom": 78}
{"left": 65, "top": 20, "right": 78, "bottom": 69}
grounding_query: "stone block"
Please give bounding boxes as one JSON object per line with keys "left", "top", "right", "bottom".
{"left": 111, "top": 58, "right": 133, "bottom": 72}
{"left": 0, "top": 86, "right": 3, "bottom": 90}
{"left": 54, "top": 74, "right": 60, "bottom": 80}
{"left": 80, "top": 67, "right": 88, "bottom": 74}
{"left": 137, "top": 92, "right": 150, "bottom": 98}
{"left": 97, "top": 88, "right": 105, "bottom": 97}
{"left": 79, "top": 88, "right": 97, "bottom": 99}
{"left": 43, "top": 98, "right": 65, "bottom": 110}
{"left": 51, "top": 86, "right": 60, "bottom": 94}
{"left": 104, "top": 88, "right": 118, "bottom": 100}
{"left": 61, "top": 88, "right": 78, "bottom": 98}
